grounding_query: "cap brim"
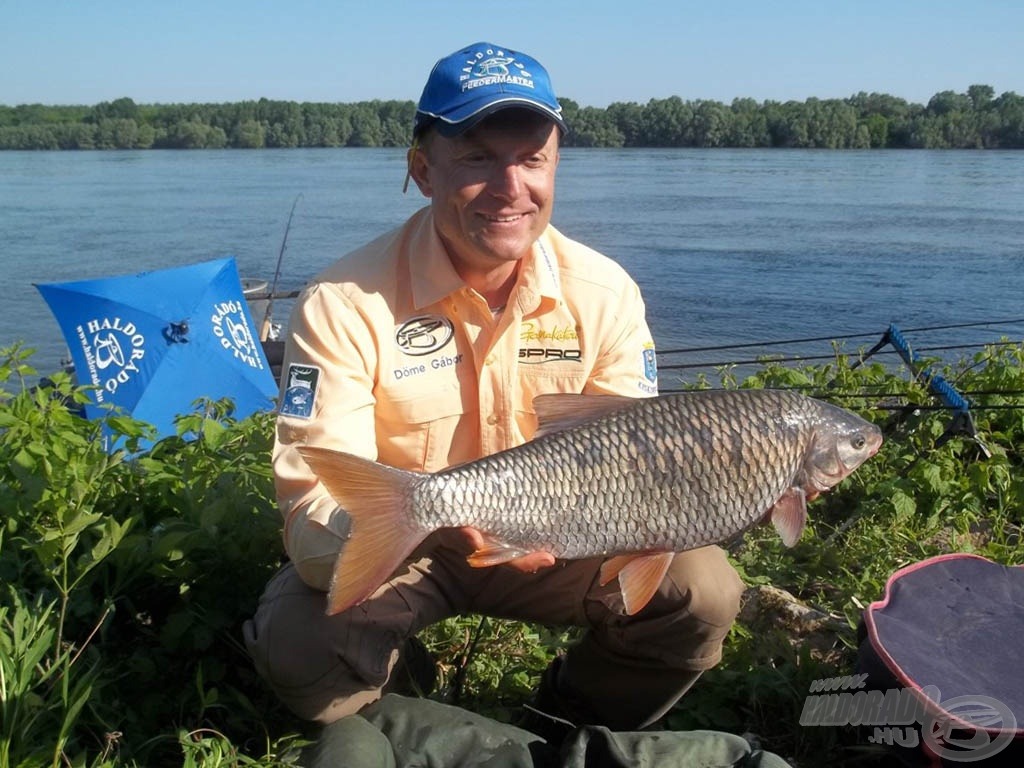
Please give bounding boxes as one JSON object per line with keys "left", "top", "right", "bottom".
{"left": 431, "top": 101, "right": 568, "bottom": 137}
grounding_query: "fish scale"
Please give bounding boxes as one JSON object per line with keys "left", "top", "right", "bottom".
{"left": 413, "top": 390, "right": 829, "bottom": 558}
{"left": 298, "top": 388, "right": 882, "bottom": 615}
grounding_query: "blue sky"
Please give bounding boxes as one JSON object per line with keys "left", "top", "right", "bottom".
{"left": 2, "top": 0, "right": 1021, "bottom": 108}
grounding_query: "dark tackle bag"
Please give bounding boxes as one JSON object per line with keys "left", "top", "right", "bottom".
{"left": 854, "top": 553, "right": 1024, "bottom": 765}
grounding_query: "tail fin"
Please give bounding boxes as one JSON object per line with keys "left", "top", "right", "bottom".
{"left": 297, "top": 447, "right": 430, "bottom": 615}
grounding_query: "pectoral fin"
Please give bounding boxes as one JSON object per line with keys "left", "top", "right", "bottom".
{"left": 533, "top": 394, "right": 642, "bottom": 438}
{"left": 465, "top": 534, "right": 535, "bottom": 567}
{"left": 599, "top": 552, "right": 675, "bottom": 615}
{"left": 770, "top": 487, "right": 808, "bottom": 547}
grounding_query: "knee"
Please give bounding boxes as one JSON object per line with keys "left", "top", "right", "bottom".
{"left": 243, "top": 563, "right": 416, "bottom": 724}
{"left": 667, "top": 546, "right": 745, "bottom": 629}
{"left": 244, "top": 565, "right": 343, "bottom": 690}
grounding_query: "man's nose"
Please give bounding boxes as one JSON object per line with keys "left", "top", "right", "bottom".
{"left": 489, "top": 162, "right": 522, "bottom": 198}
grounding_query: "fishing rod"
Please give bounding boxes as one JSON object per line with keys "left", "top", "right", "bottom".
{"left": 657, "top": 340, "right": 1021, "bottom": 371}
{"left": 656, "top": 387, "right": 1024, "bottom": 411}
{"left": 260, "top": 193, "right": 303, "bottom": 342}
{"left": 651, "top": 339, "right": 1019, "bottom": 372}
{"left": 711, "top": 384, "right": 1024, "bottom": 400}
{"left": 656, "top": 317, "right": 1024, "bottom": 356}
{"left": 860, "top": 324, "right": 991, "bottom": 455}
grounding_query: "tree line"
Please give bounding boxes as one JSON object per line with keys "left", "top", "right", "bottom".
{"left": 1, "top": 85, "right": 1022, "bottom": 150}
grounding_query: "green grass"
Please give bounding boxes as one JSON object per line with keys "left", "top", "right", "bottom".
{"left": 2, "top": 339, "right": 1022, "bottom": 766}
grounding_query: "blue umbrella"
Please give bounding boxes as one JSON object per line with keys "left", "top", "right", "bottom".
{"left": 36, "top": 257, "right": 278, "bottom": 449}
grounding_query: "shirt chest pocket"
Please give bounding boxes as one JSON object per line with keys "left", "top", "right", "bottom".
{"left": 374, "top": 385, "right": 474, "bottom": 472}
{"left": 514, "top": 366, "right": 590, "bottom": 440}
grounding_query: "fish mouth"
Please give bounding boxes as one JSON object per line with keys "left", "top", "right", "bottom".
{"left": 808, "top": 469, "right": 843, "bottom": 493}
{"left": 806, "top": 429, "right": 883, "bottom": 493}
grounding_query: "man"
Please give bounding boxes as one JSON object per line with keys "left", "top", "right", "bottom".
{"left": 244, "top": 41, "right": 745, "bottom": 738}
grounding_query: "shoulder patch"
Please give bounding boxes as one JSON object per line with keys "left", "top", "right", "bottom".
{"left": 279, "top": 364, "right": 321, "bottom": 419}
{"left": 642, "top": 342, "right": 658, "bottom": 384}
{"left": 640, "top": 342, "right": 658, "bottom": 395}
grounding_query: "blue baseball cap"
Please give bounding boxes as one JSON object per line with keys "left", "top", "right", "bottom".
{"left": 414, "top": 42, "right": 568, "bottom": 138}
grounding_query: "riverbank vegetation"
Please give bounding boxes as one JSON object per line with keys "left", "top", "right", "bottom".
{"left": 2, "top": 338, "right": 1022, "bottom": 765}
{"left": 2, "top": 84, "right": 1023, "bottom": 150}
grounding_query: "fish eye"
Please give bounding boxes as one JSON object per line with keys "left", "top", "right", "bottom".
{"left": 851, "top": 435, "right": 866, "bottom": 450}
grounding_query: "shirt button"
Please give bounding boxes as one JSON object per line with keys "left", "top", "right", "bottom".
{"left": 484, "top": 355, "right": 495, "bottom": 366}
{"left": 486, "top": 413, "right": 499, "bottom": 426}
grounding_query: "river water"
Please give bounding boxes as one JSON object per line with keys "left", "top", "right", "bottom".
{"left": 2, "top": 148, "right": 1023, "bottom": 380}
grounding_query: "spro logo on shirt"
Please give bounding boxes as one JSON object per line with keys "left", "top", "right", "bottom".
{"left": 395, "top": 315, "right": 454, "bottom": 356}
{"left": 519, "top": 316, "right": 582, "bottom": 364}
{"left": 518, "top": 348, "right": 583, "bottom": 364}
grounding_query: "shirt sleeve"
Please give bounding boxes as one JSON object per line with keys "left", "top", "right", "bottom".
{"left": 272, "top": 282, "right": 380, "bottom": 590}
{"left": 583, "top": 275, "right": 659, "bottom": 399}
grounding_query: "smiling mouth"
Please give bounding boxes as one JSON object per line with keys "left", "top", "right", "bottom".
{"left": 481, "top": 213, "right": 525, "bottom": 223}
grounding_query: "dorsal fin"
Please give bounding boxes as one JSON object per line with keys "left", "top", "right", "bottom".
{"left": 533, "top": 394, "right": 642, "bottom": 438}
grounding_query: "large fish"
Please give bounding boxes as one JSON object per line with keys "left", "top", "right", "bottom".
{"left": 298, "top": 389, "right": 882, "bottom": 616}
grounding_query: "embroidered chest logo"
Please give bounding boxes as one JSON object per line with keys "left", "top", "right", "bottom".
{"left": 520, "top": 321, "right": 579, "bottom": 344}
{"left": 518, "top": 319, "right": 582, "bottom": 365}
{"left": 395, "top": 315, "right": 454, "bottom": 356}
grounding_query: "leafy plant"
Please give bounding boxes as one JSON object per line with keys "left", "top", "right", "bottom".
{"left": 3, "top": 339, "right": 1024, "bottom": 766}
{"left": 0, "top": 346, "right": 300, "bottom": 766}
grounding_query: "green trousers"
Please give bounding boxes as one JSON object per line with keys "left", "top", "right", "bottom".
{"left": 302, "top": 694, "right": 791, "bottom": 768}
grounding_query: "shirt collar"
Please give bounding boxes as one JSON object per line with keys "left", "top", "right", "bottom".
{"left": 513, "top": 230, "right": 563, "bottom": 316}
{"left": 408, "top": 208, "right": 564, "bottom": 313}
{"left": 408, "top": 208, "right": 465, "bottom": 310}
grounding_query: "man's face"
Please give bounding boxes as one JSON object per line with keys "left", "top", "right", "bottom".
{"left": 410, "top": 110, "right": 560, "bottom": 275}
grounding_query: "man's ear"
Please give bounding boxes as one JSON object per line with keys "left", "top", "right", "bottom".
{"left": 407, "top": 144, "right": 432, "bottom": 197}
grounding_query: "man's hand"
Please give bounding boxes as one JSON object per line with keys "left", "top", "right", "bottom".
{"left": 458, "top": 527, "right": 557, "bottom": 574}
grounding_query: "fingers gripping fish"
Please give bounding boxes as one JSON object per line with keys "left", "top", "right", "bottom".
{"left": 298, "top": 389, "right": 882, "bottom": 616}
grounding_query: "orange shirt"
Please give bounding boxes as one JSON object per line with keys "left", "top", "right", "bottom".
{"left": 274, "top": 206, "right": 658, "bottom": 589}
